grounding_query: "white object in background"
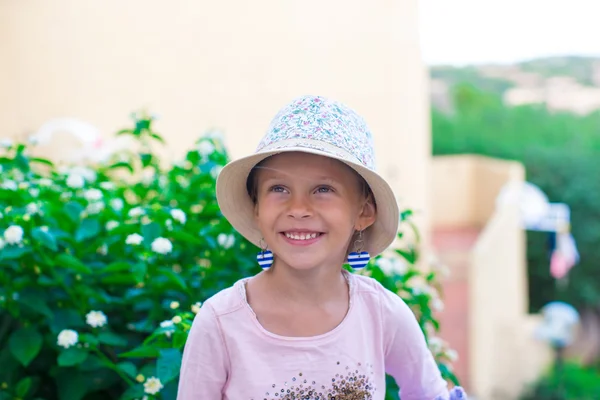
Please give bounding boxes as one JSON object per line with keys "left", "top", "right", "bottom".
{"left": 30, "top": 118, "right": 131, "bottom": 164}
{"left": 528, "top": 203, "right": 571, "bottom": 233}
{"left": 496, "top": 181, "right": 551, "bottom": 228}
{"left": 535, "top": 301, "right": 580, "bottom": 347}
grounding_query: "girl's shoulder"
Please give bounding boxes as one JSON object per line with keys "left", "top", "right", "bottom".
{"left": 201, "top": 277, "right": 249, "bottom": 317}
{"left": 350, "top": 272, "right": 411, "bottom": 315}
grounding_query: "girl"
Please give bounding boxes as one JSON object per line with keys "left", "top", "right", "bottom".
{"left": 178, "top": 95, "right": 466, "bottom": 399}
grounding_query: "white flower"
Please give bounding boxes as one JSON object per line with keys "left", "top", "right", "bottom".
{"left": 0, "top": 238, "right": 5, "bottom": 250}
{"left": 170, "top": 301, "right": 180, "bottom": 309}
{"left": 428, "top": 337, "right": 444, "bottom": 354}
{"left": 4, "top": 225, "right": 24, "bottom": 245}
{"left": 84, "top": 188, "right": 103, "bottom": 202}
{"left": 191, "top": 302, "right": 202, "bottom": 314}
{"left": 165, "top": 219, "right": 173, "bottom": 231}
{"left": 210, "top": 165, "right": 223, "bottom": 179}
{"left": 60, "top": 192, "right": 73, "bottom": 201}
{"left": 128, "top": 207, "right": 145, "bottom": 218}
{"left": 0, "top": 138, "right": 13, "bottom": 148}
{"left": 69, "top": 166, "right": 96, "bottom": 182}
{"left": 432, "top": 298, "right": 444, "bottom": 312}
{"left": 159, "top": 320, "right": 175, "bottom": 338}
{"left": 29, "top": 188, "right": 40, "bottom": 198}
{"left": 126, "top": 233, "right": 144, "bottom": 246}
{"left": 57, "top": 329, "right": 79, "bottom": 349}
{"left": 26, "top": 203, "right": 40, "bottom": 215}
{"left": 106, "top": 221, "right": 119, "bottom": 231}
{"left": 86, "top": 310, "right": 108, "bottom": 328}
{"left": 110, "top": 198, "right": 124, "bottom": 211}
{"left": 151, "top": 237, "right": 172, "bottom": 255}
{"left": 170, "top": 209, "right": 186, "bottom": 224}
{"left": 172, "top": 315, "right": 182, "bottom": 324}
{"left": 97, "top": 244, "right": 108, "bottom": 256}
{"left": 1, "top": 180, "right": 17, "bottom": 191}
{"left": 38, "top": 178, "right": 53, "bottom": 187}
{"left": 446, "top": 349, "right": 459, "bottom": 362}
{"left": 143, "top": 377, "right": 164, "bottom": 395}
{"left": 197, "top": 141, "right": 215, "bottom": 158}
{"left": 217, "top": 233, "right": 235, "bottom": 249}
{"left": 160, "top": 320, "right": 174, "bottom": 328}
{"left": 66, "top": 173, "right": 85, "bottom": 189}
{"left": 86, "top": 202, "right": 105, "bottom": 215}
{"left": 99, "top": 182, "right": 115, "bottom": 191}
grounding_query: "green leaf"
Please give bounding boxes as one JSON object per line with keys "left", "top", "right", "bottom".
{"left": 169, "top": 230, "right": 202, "bottom": 245}
{"left": 30, "top": 157, "right": 54, "bottom": 167}
{"left": 57, "top": 347, "right": 88, "bottom": 367}
{"left": 19, "top": 292, "right": 53, "bottom": 319}
{"left": 140, "top": 153, "right": 154, "bottom": 168}
{"left": 103, "top": 261, "right": 132, "bottom": 273}
{"left": 97, "top": 331, "right": 128, "bottom": 347}
{"left": 119, "top": 384, "right": 145, "bottom": 400}
{"left": 173, "top": 331, "right": 188, "bottom": 349}
{"left": 64, "top": 201, "right": 84, "bottom": 223}
{"left": 156, "top": 349, "right": 182, "bottom": 385}
{"left": 119, "top": 345, "right": 159, "bottom": 359}
{"left": 159, "top": 268, "right": 189, "bottom": 292}
{"left": 132, "top": 263, "right": 147, "bottom": 284}
{"left": 108, "top": 161, "right": 134, "bottom": 173}
{"left": 79, "top": 333, "right": 99, "bottom": 346}
{"left": 15, "top": 376, "right": 32, "bottom": 398}
{"left": 141, "top": 222, "right": 162, "bottom": 243}
{"left": 56, "top": 370, "right": 88, "bottom": 400}
{"left": 32, "top": 227, "right": 58, "bottom": 251}
{"left": 0, "top": 245, "right": 32, "bottom": 260}
{"left": 150, "top": 132, "right": 165, "bottom": 144}
{"left": 79, "top": 354, "right": 106, "bottom": 371}
{"left": 101, "top": 274, "right": 137, "bottom": 285}
{"left": 9, "top": 327, "right": 42, "bottom": 367}
{"left": 116, "top": 128, "right": 134, "bottom": 136}
{"left": 117, "top": 361, "right": 138, "bottom": 378}
{"left": 55, "top": 253, "right": 92, "bottom": 274}
{"left": 75, "top": 218, "right": 100, "bottom": 242}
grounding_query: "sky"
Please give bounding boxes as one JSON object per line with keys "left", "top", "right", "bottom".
{"left": 418, "top": 0, "right": 600, "bottom": 66}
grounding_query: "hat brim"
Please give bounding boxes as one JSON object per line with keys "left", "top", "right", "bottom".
{"left": 215, "top": 146, "right": 399, "bottom": 257}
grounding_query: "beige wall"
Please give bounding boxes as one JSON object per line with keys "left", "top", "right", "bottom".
{"left": 431, "top": 155, "right": 525, "bottom": 228}
{"left": 0, "top": 0, "right": 431, "bottom": 236}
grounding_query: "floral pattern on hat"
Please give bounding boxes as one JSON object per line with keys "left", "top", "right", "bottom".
{"left": 257, "top": 95, "right": 376, "bottom": 169}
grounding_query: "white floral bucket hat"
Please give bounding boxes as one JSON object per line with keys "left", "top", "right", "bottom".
{"left": 216, "top": 95, "right": 399, "bottom": 256}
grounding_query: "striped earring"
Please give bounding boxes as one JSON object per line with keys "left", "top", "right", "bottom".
{"left": 347, "top": 230, "right": 370, "bottom": 269}
{"left": 256, "top": 238, "right": 273, "bottom": 270}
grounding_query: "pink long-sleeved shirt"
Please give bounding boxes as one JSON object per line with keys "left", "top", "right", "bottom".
{"left": 177, "top": 272, "right": 450, "bottom": 399}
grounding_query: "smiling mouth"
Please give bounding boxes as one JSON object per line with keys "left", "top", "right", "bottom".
{"left": 282, "top": 232, "right": 323, "bottom": 241}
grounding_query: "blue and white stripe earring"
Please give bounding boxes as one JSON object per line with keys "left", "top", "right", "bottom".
{"left": 347, "top": 230, "right": 370, "bottom": 269}
{"left": 256, "top": 238, "right": 274, "bottom": 270}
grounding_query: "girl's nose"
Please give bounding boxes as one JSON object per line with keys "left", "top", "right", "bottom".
{"left": 287, "top": 193, "right": 312, "bottom": 219}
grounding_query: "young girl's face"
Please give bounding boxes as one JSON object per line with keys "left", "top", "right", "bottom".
{"left": 253, "top": 152, "right": 376, "bottom": 272}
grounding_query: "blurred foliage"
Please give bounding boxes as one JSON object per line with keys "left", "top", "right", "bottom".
{"left": 432, "top": 83, "right": 600, "bottom": 311}
{"left": 520, "top": 362, "right": 600, "bottom": 399}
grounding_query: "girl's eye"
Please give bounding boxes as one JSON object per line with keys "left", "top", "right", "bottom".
{"left": 269, "top": 185, "right": 287, "bottom": 193}
{"left": 316, "top": 186, "right": 333, "bottom": 194}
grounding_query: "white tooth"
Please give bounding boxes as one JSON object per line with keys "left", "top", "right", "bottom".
{"left": 311, "top": 233, "right": 317, "bottom": 239}
{"left": 293, "top": 234, "right": 300, "bottom": 240}
{"left": 300, "top": 234, "right": 306, "bottom": 240}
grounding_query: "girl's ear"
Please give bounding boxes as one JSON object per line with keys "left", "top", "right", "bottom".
{"left": 356, "top": 198, "right": 377, "bottom": 231}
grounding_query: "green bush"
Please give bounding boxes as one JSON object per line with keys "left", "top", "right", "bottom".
{"left": 520, "top": 362, "right": 600, "bottom": 400}
{"left": 0, "top": 113, "right": 458, "bottom": 399}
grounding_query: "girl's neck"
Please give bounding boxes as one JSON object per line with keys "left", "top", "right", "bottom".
{"left": 262, "top": 262, "right": 348, "bottom": 305}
